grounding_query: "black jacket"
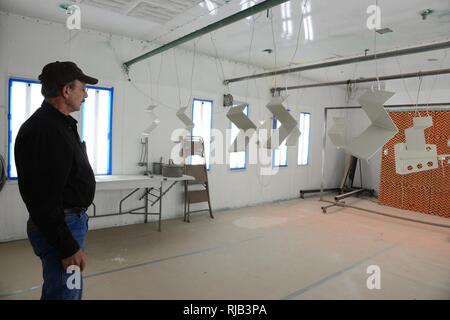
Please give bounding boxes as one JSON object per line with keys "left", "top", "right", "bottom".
{"left": 15, "top": 100, "right": 96, "bottom": 259}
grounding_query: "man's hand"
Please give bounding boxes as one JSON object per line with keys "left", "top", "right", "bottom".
{"left": 62, "top": 249, "right": 86, "bottom": 272}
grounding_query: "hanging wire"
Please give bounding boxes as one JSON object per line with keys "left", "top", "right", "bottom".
{"left": 372, "top": 0, "right": 380, "bottom": 90}
{"left": 394, "top": 57, "right": 416, "bottom": 106}
{"left": 245, "top": 12, "right": 256, "bottom": 102}
{"left": 345, "top": 61, "right": 361, "bottom": 103}
{"left": 188, "top": 38, "right": 198, "bottom": 107}
{"left": 173, "top": 49, "right": 182, "bottom": 107}
{"left": 289, "top": 0, "right": 307, "bottom": 64}
{"left": 156, "top": 52, "right": 164, "bottom": 104}
{"left": 414, "top": 74, "right": 423, "bottom": 116}
{"left": 270, "top": 8, "right": 278, "bottom": 87}
{"left": 425, "top": 49, "right": 448, "bottom": 114}
{"left": 285, "top": 0, "right": 307, "bottom": 99}
{"left": 108, "top": 36, "right": 179, "bottom": 112}
{"left": 146, "top": 59, "right": 154, "bottom": 105}
{"left": 127, "top": 80, "right": 178, "bottom": 112}
{"left": 209, "top": 32, "right": 228, "bottom": 93}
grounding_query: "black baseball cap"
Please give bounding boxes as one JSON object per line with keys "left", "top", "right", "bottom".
{"left": 38, "top": 61, "right": 98, "bottom": 86}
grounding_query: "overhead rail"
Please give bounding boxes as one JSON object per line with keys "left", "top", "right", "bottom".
{"left": 224, "top": 40, "right": 450, "bottom": 84}
{"left": 271, "top": 68, "right": 450, "bottom": 93}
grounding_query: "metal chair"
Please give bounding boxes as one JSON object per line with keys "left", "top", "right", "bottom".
{"left": 180, "top": 136, "right": 213, "bottom": 222}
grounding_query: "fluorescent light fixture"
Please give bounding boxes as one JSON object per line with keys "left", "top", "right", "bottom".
{"left": 307, "top": 16, "right": 313, "bottom": 40}
{"left": 303, "top": 16, "right": 313, "bottom": 41}
{"left": 280, "top": 1, "right": 291, "bottom": 19}
{"left": 302, "top": 0, "right": 311, "bottom": 14}
{"left": 282, "top": 20, "right": 293, "bottom": 38}
{"left": 241, "top": 0, "right": 256, "bottom": 20}
{"left": 200, "top": 0, "right": 217, "bottom": 15}
{"left": 303, "top": 17, "right": 309, "bottom": 39}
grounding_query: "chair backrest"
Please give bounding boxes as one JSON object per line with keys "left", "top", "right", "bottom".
{"left": 181, "top": 136, "right": 204, "bottom": 158}
{"left": 184, "top": 164, "right": 208, "bottom": 184}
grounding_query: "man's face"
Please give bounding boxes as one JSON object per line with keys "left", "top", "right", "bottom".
{"left": 64, "top": 80, "right": 88, "bottom": 113}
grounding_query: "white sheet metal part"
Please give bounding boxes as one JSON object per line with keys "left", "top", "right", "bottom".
{"left": 285, "top": 126, "right": 301, "bottom": 146}
{"left": 176, "top": 106, "right": 194, "bottom": 129}
{"left": 345, "top": 90, "right": 397, "bottom": 160}
{"left": 257, "top": 118, "right": 272, "bottom": 148}
{"left": 142, "top": 104, "right": 160, "bottom": 136}
{"left": 264, "top": 96, "right": 298, "bottom": 149}
{"left": 226, "top": 104, "right": 257, "bottom": 131}
{"left": 229, "top": 130, "right": 251, "bottom": 152}
{"left": 180, "top": 136, "right": 205, "bottom": 158}
{"left": 227, "top": 103, "right": 257, "bottom": 152}
{"left": 394, "top": 116, "right": 439, "bottom": 174}
{"left": 328, "top": 117, "right": 347, "bottom": 148}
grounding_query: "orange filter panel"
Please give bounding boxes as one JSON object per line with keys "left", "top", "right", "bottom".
{"left": 379, "top": 182, "right": 404, "bottom": 208}
{"left": 429, "top": 187, "right": 450, "bottom": 218}
{"left": 401, "top": 185, "right": 431, "bottom": 214}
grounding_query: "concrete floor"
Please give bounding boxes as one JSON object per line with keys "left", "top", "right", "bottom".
{"left": 1, "top": 196, "right": 449, "bottom": 300}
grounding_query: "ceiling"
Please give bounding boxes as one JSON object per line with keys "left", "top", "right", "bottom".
{"left": 1, "top": 0, "right": 449, "bottom": 83}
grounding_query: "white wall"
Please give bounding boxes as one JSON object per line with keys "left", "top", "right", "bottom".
{"left": 0, "top": 12, "right": 348, "bottom": 241}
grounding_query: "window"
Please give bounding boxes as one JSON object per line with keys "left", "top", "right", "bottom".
{"left": 191, "top": 98, "right": 212, "bottom": 169}
{"left": 297, "top": 112, "right": 311, "bottom": 165}
{"left": 7, "top": 79, "right": 42, "bottom": 179}
{"left": 229, "top": 104, "right": 248, "bottom": 170}
{"left": 81, "top": 86, "right": 113, "bottom": 175}
{"left": 7, "top": 78, "right": 113, "bottom": 178}
{"left": 272, "top": 118, "right": 288, "bottom": 167}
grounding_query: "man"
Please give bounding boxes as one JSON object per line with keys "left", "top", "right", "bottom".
{"left": 15, "top": 61, "right": 98, "bottom": 300}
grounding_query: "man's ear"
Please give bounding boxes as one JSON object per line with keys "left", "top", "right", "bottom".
{"left": 61, "top": 84, "right": 70, "bottom": 99}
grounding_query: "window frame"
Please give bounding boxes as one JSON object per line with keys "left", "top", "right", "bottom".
{"left": 7, "top": 77, "right": 114, "bottom": 179}
{"left": 7, "top": 77, "right": 42, "bottom": 180}
{"left": 297, "top": 111, "right": 311, "bottom": 166}
{"left": 229, "top": 103, "right": 248, "bottom": 171}
{"left": 80, "top": 84, "right": 114, "bottom": 176}
{"left": 191, "top": 97, "right": 213, "bottom": 171}
{"left": 272, "top": 117, "right": 288, "bottom": 168}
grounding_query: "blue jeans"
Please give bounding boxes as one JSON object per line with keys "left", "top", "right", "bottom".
{"left": 27, "top": 211, "right": 89, "bottom": 300}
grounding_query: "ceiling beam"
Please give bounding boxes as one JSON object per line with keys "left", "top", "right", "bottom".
{"left": 224, "top": 40, "right": 450, "bottom": 84}
{"left": 123, "top": 0, "right": 290, "bottom": 70}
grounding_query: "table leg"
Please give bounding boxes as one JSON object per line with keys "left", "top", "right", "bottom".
{"left": 158, "top": 182, "right": 162, "bottom": 232}
{"left": 145, "top": 187, "right": 149, "bottom": 223}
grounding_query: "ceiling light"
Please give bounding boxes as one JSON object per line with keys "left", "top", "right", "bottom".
{"left": 282, "top": 20, "right": 293, "bottom": 38}
{"left": 199, "top": 0, "right": 218, "bottom": 15}
{"left": 376, "top": 27, "right": 393, "bottom": 34}
{"left": 420, "top": 8, "right": 434, "bottom": 20}
{"left": 280, "top": 2, "right": 291, "bottom": 19}
{"left": 302, "top": 0, "right": 311, "bottom": 14}
{"left": 241, "top": 0, "right": 256, "bottom": 20}
{"left": 303, "top": 16, "right": 313, "bottom": 41}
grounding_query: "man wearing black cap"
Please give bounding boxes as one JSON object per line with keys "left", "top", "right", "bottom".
{"left": 15, "top": 61, "right": 98, "bottom": 300}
